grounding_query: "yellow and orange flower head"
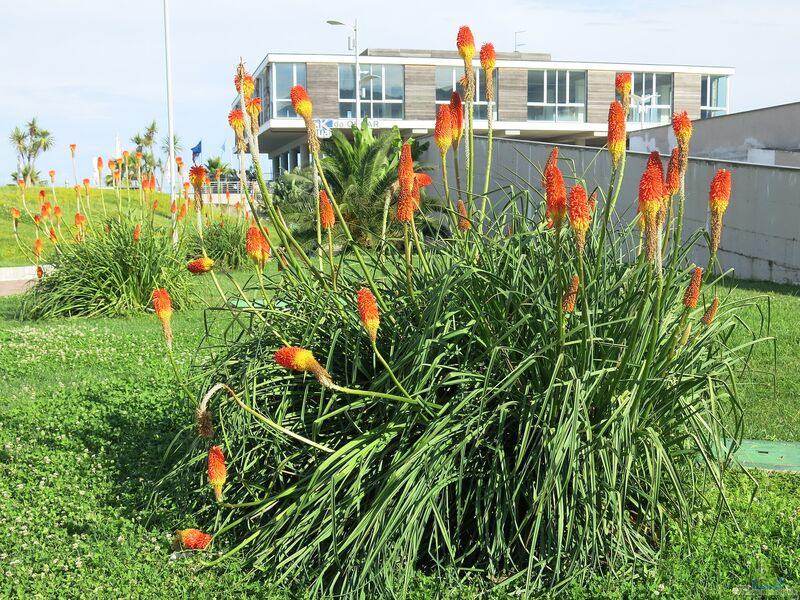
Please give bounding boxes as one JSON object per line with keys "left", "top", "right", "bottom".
{"left": 10, "top": 207, "right": 20, "bottom": 225}
{"left": 449, "top": 93, "right": 464, "bottom": 148}
{"left": 175, "top": 528, "right": 212, "bottom": 551}
{"left": 357, "top": 287, "right": 380, "bottom": 342}
{"left": 569, "top": 184, "right": 591, "bottom": 254}
{"left": 274, "top": 346, "right": 333, "bottom": 388}
{"left": 82, "top": 178, "right": 90, "bottom": 191}
{"left": 214, "top": 168, "right": 222, "bottom": 182}
{"left": 396, "top": 185, "right": 415, "bottom": 223}
{"left": 246, "top": 225, "right": 270, "bottom": 268}
{"left": 207, "top": 445, "right": 227, "bottom": 502}
{"left": 542, "top": 146, "right": 559, "bottom": 186}
{"left": 638, "top": 161, "right": 664, "bottom": 262}
{"left": 434, "top": 105, "right": 453, "bottom": 156}
{"left": 544, "top": 159, "right": 567, "bottom": 230}
{"left": 319, "top": 190, "right": 335, "bottom": 229}
{"left": 133, "top": 223, "right": 141, "bottom": 242}
{"left": 672, "top": 111, "right": 693, "bottom": 172}
{"left": 666, "top": 147, "right": 681, "bottom": 196}
{"left": 96, "top": 157, "right": 103, "bottom": 174}
{"left": 615, "top": 72, "right": 632, "bottom": 112}
{"left": 152, "top": 288, "right": 173, "bottom": 350}
{"left": 397, "top": 143, "right": 415, "bottom": 197}
{"left": 135, "top": 151, "right": 142, "bottom": 164}
{"left": 48, "top": 170, "right": 56, "bottom": 183}
{"left": 457, "top": 198, "right": 471, "bottom": 232}
{"left": 246, "top": 96, "right": 262, "bottom": 121}
{"left": 54, "top": 205, "right": 62, "bottom": 221}
{"left": 123, "top": 150, "right": 129, "bottom": 162}
{"left": 189, "top": 165, "right": 206, "bottom": 203}
{"left": 33, "top": 214, "right": 41, "bottom": 227}
{"left": 234, "top": 72, "right": 255, "bottom": 99}
{"left": 290, "top": 85, "right": 313, "bottom": 121}
{"left": 74, "top": 212, "right": 87, "bottom": 228}
{"left": 36, "top": 265, "right": 43, "bottom": 279}
{"left": 480, "top": 42, "right": 496, "bottom": 101}
{"left": 49, "top": 226, "right": 57, "bottom": 243}
{"left": 456, "top": 25, "right": 476, "bottom": 62}
{"left": 563, "top": 274, "right": 580, "bottom": 314}
{"left": 34, "top": 238, "right": 42, "bottom": 259}
{"left": 607, "top": 101, "right": 626, "bottom": 168}
{"left": 187, "top": 257, "right": 214, "bottom": 274}
{"left": 69, "top": 143, "right": 77, "bottom": 157}
{"left": 178, "top": 202, "right": 187, "bottom": 221}
{"left": 709, "top": 169, "right": 732, "bottom": 254}
{"left": 683, "top": 267, "right": 703, "bottom": 309}
{"left": 702, "top": 296, "right": 720, "bottom": 326}
{"left": 17, "top": 179, "right": 26, "bottom": 190}
{"left": 175, "top": 156, "right": 183, "bottom": 175}
{"left": 228, "top": 108, "right": 246, "bottom": 152}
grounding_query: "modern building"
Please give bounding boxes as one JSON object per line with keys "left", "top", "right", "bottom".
{"left": 629, "top": 102, "right": 800, "bottom": 167}
{"left": 242, "top": 48, "right": 733, "bottom": 178}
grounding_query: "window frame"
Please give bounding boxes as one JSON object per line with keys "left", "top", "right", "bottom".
{"left": 700, "top": 74, "right": 730, "bottom": 119}
{"left": 271, "top": 62, "right": 307, "bottom": 119}
{"left": 434, "top": 66, "right": 498, "bottom": 121}
{"left": 620, "top": 71, "right": 673, "bottom": 125}
{"left": 338, "top": 63, "right": 405, "bottom": 120}
{"left": 525, "top": 69, "right": 587, "bottom": 122}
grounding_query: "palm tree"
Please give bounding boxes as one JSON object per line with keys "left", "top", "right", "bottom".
{"left": 8, "top": 118, "right": 54, "bottom": 185}
{"left": 159, "top": 134, "right": 182, "bottom": 191}
{"left": 204, "top": 156, "right": 236, "bottom": 180}
{"left": 276, "top": 119, "right": 431, "bottom": 247}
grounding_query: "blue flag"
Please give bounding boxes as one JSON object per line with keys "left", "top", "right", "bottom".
{"left": 191, "top": 140, "right": 202, "bottom": 164}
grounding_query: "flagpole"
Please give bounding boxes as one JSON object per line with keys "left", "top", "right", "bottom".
{"left": 163, "top": 0, "right": 178, "bottom": 244}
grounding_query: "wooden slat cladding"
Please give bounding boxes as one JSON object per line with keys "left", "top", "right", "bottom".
{"left": 404, "top": 65, "right": 436, "bottom": 120}
{"left": 498, "top": 68, "right": 528, "bottom": 121}
{"left": 587, "top": 70, "right": 615, "bottom": 123}
{"left": 673, "top": 72, "right": 702, "bottom": 120}
{"left": 307, "top": 63, "right": 340, "bottom": 119}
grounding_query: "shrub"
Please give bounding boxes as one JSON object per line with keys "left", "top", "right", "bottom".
{"left": 19, "top": 219, "right": 191, "bottom": 319}
{"left": 186, "top": 215, "right": 250, "bottom": 271}
{"left": 155, "top": 59, "right": 766, "bottom": 597}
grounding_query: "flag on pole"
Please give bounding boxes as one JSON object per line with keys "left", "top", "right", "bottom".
{"left": 191, "top": 140, "right": 202, "bottom": 164}
{"left": 220, "top": 140, "right": 226, "bottom": 154}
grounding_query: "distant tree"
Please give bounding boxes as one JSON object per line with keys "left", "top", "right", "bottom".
{"left": 8, "top": 118, "right": 54, "bottom": 185}
{"left": 204, "top": 156, "right": 236, "bottom": 180}
{"left": 10, "top": 164, "right": 41, "bottom": 185}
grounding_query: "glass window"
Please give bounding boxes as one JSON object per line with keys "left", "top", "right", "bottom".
{"left": 339, "top": 64, "right": 404, "bottom": 120}
{"left": 700, "top": 75, "right": 729, "bottom": 119}
{"left": 618, "top": 72, "right": 673, "bottom": 124}
{"left": 434, "top": 66, "right": 498, "bottom": 120}
{"left": 271, "top": 63, "right": 306, "bottom": 118}
{"left": 526, "top": 69, "right": 586, "bottom": 122}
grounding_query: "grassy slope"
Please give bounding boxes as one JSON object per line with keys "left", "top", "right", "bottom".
{"left": 0, "top": 185, "right": 175, "bottom": 267}
{"left": 0, "top": 274, "right": 798, "bottom": 597}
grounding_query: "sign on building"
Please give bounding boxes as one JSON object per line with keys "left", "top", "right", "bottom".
{"left": 314, "top": 118, "right": 333, "bottom": 139}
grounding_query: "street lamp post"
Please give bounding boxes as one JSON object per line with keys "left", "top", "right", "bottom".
{"left": 162, "top": 0, "right": 177, "bottom": 244}
{"left": 327, "top": 18, "right": 360, "bottom": 121}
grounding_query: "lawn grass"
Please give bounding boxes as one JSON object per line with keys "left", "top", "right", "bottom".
{"left": 0, "top": 273, "right": 798, "bottom": 597}
{"left": 0, "top": 185, "right": 175, "bottom": 267}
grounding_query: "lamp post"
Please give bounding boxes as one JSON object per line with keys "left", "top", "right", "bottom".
{"left": 162, "top": 0, "right": 177, "bottom": 243}
{"left": 327, "top": 18, "right": 361, "bottom": 121}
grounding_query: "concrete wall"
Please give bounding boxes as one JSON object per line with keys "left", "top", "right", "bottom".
{"left": 421, "top": 136, "right": 800, "bottom": 284}
{"left": 630, "top": 103, "right": 800, "bottom": 167}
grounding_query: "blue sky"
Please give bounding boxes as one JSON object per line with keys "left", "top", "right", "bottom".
{"left": 1, "top": 0, "right": 796, "bottom": 185}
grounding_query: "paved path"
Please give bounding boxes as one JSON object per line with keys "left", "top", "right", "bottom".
{"left": 0, "top": 266, "right": 38, "bottom": 297}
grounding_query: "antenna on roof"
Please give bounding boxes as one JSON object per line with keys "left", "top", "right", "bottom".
{"left": 514, "top": 30, "right": 526, "bottom": 53}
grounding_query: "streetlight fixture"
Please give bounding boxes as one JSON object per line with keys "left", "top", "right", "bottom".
{"left": 328, "top": 18, "right": 375, "bottom": 122}
{"left": 514, "top": 30, "right": 526, "bottom": 53}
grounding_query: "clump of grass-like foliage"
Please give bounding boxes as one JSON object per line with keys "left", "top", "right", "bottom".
{"left": 19, "top": 219, "right": 191, "bottom": 319}
{"left": 186, "top": 215, "right": 251, "bottom": 271}
{"left": 153, "top": 57, "right": 767, "bottom": 597}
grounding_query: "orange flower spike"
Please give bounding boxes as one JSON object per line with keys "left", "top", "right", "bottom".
{"left": 175, "top": 528, "right": 212, "bottom": 551}
{"left": 396, "top": 185, "right": 414, "bottom": 223}
{"left": 702, "top": 296, "right": 720, "bottom": 326}
{"left": 82, "top": 178, "right": 90, "bottom": 191}
{"left": 33, "top": 214, "right": 41, "bottom": 227}
{"left": 54, "top": 206, "right": 62, "bottom": 220}
{"left": 152, "top": 288, "right": 173, "bottom": 350}
{"left": 17, "top": 179, "right": 26, "bottom": 190}
{"left": 234, "top": 72, "right": 255, "bottom": 99}
{"left": 178, "top": 203, "right": 187, "bottom": 221}
{"left": 666, "top": 147, "right": 681, "bottom": 196}
{"left": 74, "top": 212, "right": 86, "bottom": 227}
{"left": 96, "top": 157, "right": 103, "bottom": 173}
{"left": 397, "top": 143, "right": 414, "bottom": 196}
{"left": 246, "top": 225, "right": 270, "bottom": 268}
{"left": 457, "top": 199, "right": 471, "bottom": 232}
{"left": 34, "top": 238, "right": 43, "bottom": 258}
{"left": 479, "top": 42, "right": 496, "bottom": 72}
{"left": 133, "top": 223, "right": 141, "bottom": 242}
{"left": 683, "top": 267, "right": 703, "bottom": 309}
{"left": 207, "top": 446, "right": 227, "bottom": 502}
{"left": 449, "top": 93, "right": 464, "bottom": 148}
{"left": 456, "top": 25, "right": 476, "bottom": 63}
{"left": 569, "top": 185, "right": 591, "bottom": 254}
{"left": 290, "top": 85, "right": 313, "bottom": 121}
{"left": 357, "top": 287, "right": 380, "bottom": 342}
{"left": 228, "top": 108, "right": 245, "bottom": 133}
{"left": 246, "top": 96, "right": 262, "bottom": 120}
{"left": 434, "top": 105, "right": 453, "bottom": 156}
{"left": 187, "top": 257, "right": 215, "bottom": 274}
{"left": 48, "top": 170, "right": 56, "bottom": 183}
{"left": 273, "top": 346, "right": 333, "bottom": 388}
{"left": 542, "top": 146, "right": 559, "bottom": 186}
{"left": 709, "top": 169, "right": 732, "bottom": 255}
{"left": 672, "top": 111, "right": 693, "bottom": 172}
{"left": 135, "top": 151, "right": 142, "bottom": 164}
{"left": 36, "top": 265, "right": 44, "bottom": 279}
{"left": 607, "top": 101, "right": 626, "bottom": 168}
{"left": 49, "top": 226, "right": 57, "bottom": 243}
{"left": 69, "top": 143, "right": 77, "bottom": 157}
{"left": 638, "top": 162, "right": 663, "bottom": 220}
{"left": 563, "top": 274, "right": 580, "bottom": 314}
{"left": 544, "top": 159, "right": 567, "bottom": 230}
{"left": 319, "top": 190, "right": 335, "bottom": 229}
{"left": 615, "top": 72, "right": 632, "bottom": 111}
{"left": 10, "top": 207, "right": 21, "bottom": 223}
